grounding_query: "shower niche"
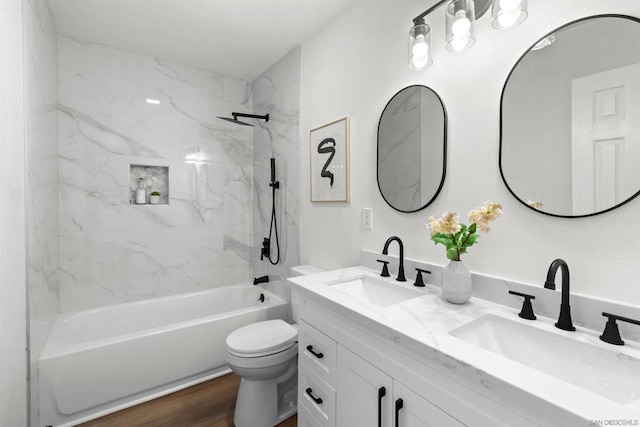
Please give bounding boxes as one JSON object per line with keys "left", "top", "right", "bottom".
{"left": 129, "top": 164, "right": 169, "bottom": 205}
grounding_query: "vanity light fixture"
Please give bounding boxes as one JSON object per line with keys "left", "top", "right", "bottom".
{"left": 445, "top": 0, "right": 476, "bottom": 52}
{"left": 409, "top": 18, "right": 433, "bottom": 70}
{"left": 408, "top": 0, "right": 528, "bottom": 69}
{"left": 491, "top": 0, "right": 528, "bottom": 30}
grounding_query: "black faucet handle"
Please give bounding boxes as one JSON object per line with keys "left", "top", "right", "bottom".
{"left": 413, "top": 268, "right": 431, "bottom": 287}
{"left": 508, "top": 290, "right": 537, "bottom": 320}
{"left": 600, "top": 312, "right": 640, "bottom": 346}
{"left": 376, "top": 259, "right": 390, "bottom": 277}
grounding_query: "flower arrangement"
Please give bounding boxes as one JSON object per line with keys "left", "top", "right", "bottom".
{"left": 427, "top": 201, "right": 502, "bottom": 261}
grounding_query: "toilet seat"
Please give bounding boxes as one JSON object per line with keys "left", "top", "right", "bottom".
{"left": 226, "top": 319, "right": 298, "bottom": 358}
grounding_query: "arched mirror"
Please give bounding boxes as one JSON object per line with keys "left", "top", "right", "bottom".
{"left": 500, "top": 15, "right": 640, "bottom": 217}
{"left": 377, "top": 85, "right": 447, "bottom": 213}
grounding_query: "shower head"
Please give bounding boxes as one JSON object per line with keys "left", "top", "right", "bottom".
{"left": 217, "top": 116, "right": 253, "bottom": 126}
{"left": 216, "top": 112, "right": 269, "bottom": 127}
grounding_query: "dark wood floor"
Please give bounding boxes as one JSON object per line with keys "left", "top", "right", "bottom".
{"left": 80, "top": 373, "right": 297, "bottom": 427}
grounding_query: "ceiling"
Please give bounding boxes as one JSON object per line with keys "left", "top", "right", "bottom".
{"left": 48, "top": 0, "right": 357, "bottom": 81}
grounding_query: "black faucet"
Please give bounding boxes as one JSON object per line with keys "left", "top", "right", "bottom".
{"left": 544, "top": 259, "right": 575, "bottom": 331}
{"left": 382, "top": 236, "right": 406, "bottom": 282}
{"left": 253, "top": 275, "right": 269, "bottom": 285}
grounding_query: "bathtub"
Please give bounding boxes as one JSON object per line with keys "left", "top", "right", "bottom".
{"left": 38, "top": 285, "right": 288, "bottom": 427}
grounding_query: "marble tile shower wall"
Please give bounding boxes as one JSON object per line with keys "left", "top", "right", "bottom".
{"left": 57, "top": 36, "right": 254, "bottom": 312}
{"left": 252, "top": 47, "right": 301, "bottom": 302}
{"left": 25, "top": 0, "right": 58, "bottom": 423}
{"left": 26, "top": 0, "right": 59, "bottom": 321}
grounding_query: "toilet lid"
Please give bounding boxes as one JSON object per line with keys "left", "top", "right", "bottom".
{"left": 226, "top": 319, "right": 298, "bottom": 356}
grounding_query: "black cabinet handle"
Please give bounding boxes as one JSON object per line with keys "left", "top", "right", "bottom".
{"left": 305, "top": 387, "right": 323, "bottom": 405}
{"left": 378, "top": 386, "right": 386, "bottom": 427}
{"left": 306, "top": 345, "right": 324, "bottom": 359}
{"left": 395, "top": 398, "right": 404, "bottom": 427}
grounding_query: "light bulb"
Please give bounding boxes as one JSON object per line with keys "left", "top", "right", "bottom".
{"left": 412, "top": 35, "right": 429, "bottom": 57}
{"left": 451, "top": 10, "right": 471, "bottom": 37}
{"left": 497, "top": 10, "right": 520, "bottom": 28}
{"left": 499, "top": 0, "right": 522, "bottom": 11}
{"left": 450, "top": 35, "right": 470, "bottom": 51}
{"left": 411, "top": 54, "right": 430, "bottom": 69}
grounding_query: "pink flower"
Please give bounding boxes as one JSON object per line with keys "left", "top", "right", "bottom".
{"left": 468, "top": 201, "right": 502, "bottom": 233}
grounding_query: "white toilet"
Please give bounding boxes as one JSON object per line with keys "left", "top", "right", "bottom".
{"left": 225, "top": 265, "right": 324, "bottom": 427}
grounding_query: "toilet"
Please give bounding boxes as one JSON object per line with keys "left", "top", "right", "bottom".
{"left": 225, "top": 265, "right": 325, "bottom": 427}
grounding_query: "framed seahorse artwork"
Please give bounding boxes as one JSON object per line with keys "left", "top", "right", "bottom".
{"left": 310, "top": 117, "right": 350, "bottom": 202}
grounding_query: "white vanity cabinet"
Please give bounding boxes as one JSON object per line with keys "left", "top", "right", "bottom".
{"left": 295, "top": 294, "right": 544, "bottom": 427}
{"left": 297, "top": 319, "right": 464, "bottom": 427}
{"left": 298, "top": 320, "right": 337, "bottom": 426}
{"left": 337, "top": 346, "right": 463, "bottom": 427}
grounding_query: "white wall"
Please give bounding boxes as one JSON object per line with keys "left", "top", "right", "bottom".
{"left": 0, "top": 0, "right": 28, "bottom": 425}
{"left": 300, "top": 0, "right": 640, "bottom": 305}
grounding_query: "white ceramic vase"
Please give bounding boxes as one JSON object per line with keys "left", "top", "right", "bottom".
{"left": 149, "top": 195, "right": 161, "bottom": 204}
{"left": 442, "top": 260, "right": 472, "bottom": 304}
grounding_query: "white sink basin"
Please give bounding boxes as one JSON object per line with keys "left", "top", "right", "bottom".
{"left": 327, "top": 275, "right": 423, "bottom": 308}
{"left": 450, "top": 314, "right": 640, "bottom": 404}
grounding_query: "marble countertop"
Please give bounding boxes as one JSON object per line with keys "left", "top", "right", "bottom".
{"left": 288, "top": 265, "right": 640, "bottom": 422}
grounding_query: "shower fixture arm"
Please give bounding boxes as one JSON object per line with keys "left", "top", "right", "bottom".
{"left": 233, "top": 113, "right": 269, "bottom": 122}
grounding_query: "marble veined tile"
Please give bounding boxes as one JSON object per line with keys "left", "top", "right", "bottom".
{"left": 59, "top": 151, "right": 224, "bottom": 232}
{"left": 58, "top": 35, "right": 225, "bottom": 98}
{"left": 56, "top": 36, "right": 256, "bottom": 312}
{"left": 58, "top": 70, "right": 230, "bottom": 159}
{"left": 59, "top": 225, "right": 225, "bottom": 308}
{"left": 250, "top": 47, "right": 301, "bottom": 303}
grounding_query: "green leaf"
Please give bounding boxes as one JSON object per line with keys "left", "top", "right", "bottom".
{"left": 468, "top": 223, "right": 477, "bottom": 234}
{"left": 446, "top": 247, "right": 459, "bottom": 261}
{"left": 464, "top": 233, "right": 480, "bottom": 248}
{"left": 431, "top": 234, "right": 454, "bottom": 246}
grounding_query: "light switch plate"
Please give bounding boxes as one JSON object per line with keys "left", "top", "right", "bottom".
{"left": 362, "top": 208, "right": 373, "bottom": 230}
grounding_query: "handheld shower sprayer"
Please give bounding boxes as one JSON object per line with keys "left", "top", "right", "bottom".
{"left": 261, "top": 157, "right": 281, "bottom": 265}
{"left": 269, "top": 158, "right": 279, "bottom": 189}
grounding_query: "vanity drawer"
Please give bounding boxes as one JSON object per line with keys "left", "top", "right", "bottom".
{"left": 298, "top": 400, "right": 324, "bottom": 427}
{"left": 299, "top": 320, "right": 337, "bottom": 387}
{"left": 299, "top": 363, "right": 336, "bottom": 427}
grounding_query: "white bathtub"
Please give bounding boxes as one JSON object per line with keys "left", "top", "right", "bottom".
{"left": 38, "top": 285, "right": 288, "bottom": 426}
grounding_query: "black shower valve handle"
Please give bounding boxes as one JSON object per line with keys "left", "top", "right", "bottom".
{"left": 508, "top": 290, "right": 537, "bottom": 320}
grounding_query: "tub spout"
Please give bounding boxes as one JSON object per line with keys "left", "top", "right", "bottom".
{"left": 254, "top": 275, "right": 269, "bottom": 285}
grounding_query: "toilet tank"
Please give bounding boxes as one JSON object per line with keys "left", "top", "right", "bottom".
{"left": 289, "top": 265, "right": 325, "bottom": 323}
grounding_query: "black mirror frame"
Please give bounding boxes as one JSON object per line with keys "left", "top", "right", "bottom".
{"left": 499, "top": 14, "right": 640, "bottom": 219}
{"left": 377, "top": 84, "right": 448, "bottom": 213}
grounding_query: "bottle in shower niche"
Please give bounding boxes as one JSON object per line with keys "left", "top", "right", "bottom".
{"left": 135, "top": 177, "right": 147, "bottom": 204}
